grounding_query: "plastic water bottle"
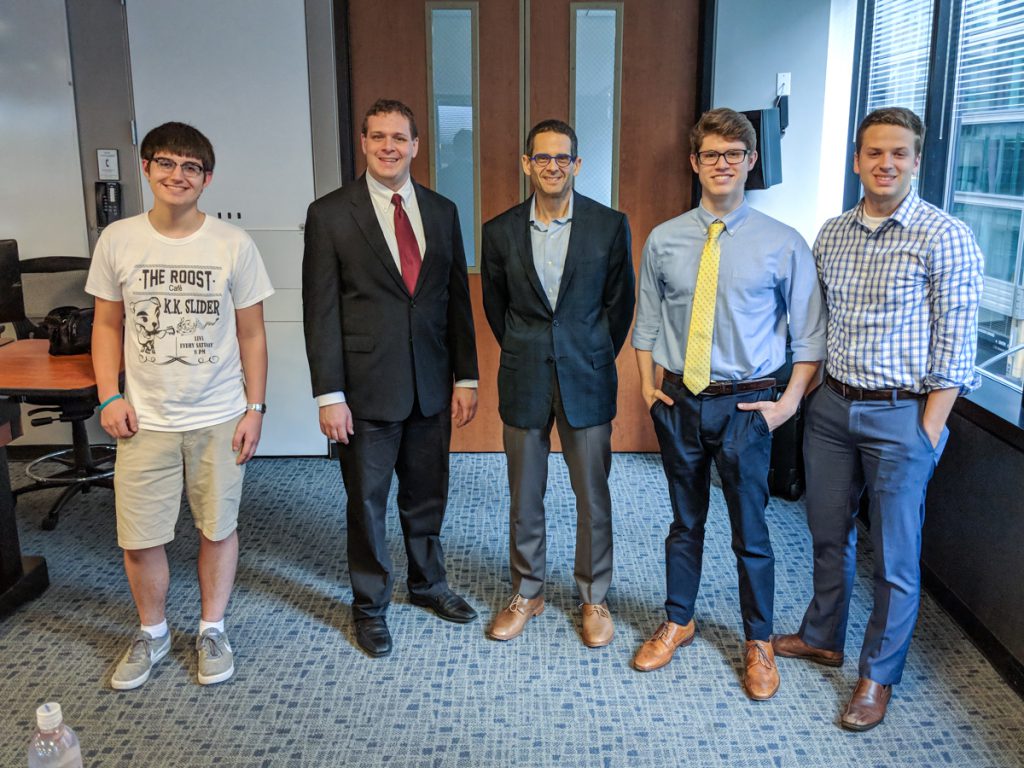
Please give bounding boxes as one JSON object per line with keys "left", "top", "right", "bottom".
{"left": 27, "top": 703, "right": 83, "bottom": 768}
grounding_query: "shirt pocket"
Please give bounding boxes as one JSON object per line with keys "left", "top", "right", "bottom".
{"left": 730, "top": 268, "right": 776, "bottom": 315}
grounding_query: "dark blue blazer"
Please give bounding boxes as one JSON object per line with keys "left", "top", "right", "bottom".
{"left": 481, "top": 193, "right": 635, "bottom": 430}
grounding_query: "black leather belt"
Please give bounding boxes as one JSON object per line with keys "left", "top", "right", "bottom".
{"left": 825, "top": 374, "right": 923, "bottom": 401}
{"left": 663, "top": 371, "right": 776, "bottom": 396}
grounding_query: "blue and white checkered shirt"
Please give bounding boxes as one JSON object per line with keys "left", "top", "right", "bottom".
{"left": 814, "top": 190, "right": 984, "bottom": 394}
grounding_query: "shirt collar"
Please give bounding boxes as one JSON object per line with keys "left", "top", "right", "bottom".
{"left": 851, "top": 188, "right": 921, "bottom": 231}
{"left": 697, "top": 199, "right": 749, "bottom": 235}
{"left": 529, "top": 192, "right": 574, "bottom": 226}
{"left": 366, "top": 172, "right": 415, "bottom": 208}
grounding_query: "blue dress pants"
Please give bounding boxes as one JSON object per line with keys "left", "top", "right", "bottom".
{"left": 650, "top": 379, "right": 775, "bottom": 641}
{"left": 799, "top": 384, "right": 947, "bottom": 685}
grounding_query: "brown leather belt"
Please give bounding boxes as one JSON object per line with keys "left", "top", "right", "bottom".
{"left": 662, "top": 371, "right": 776, "bottom": 396}
{"left": 825, "top": 374, "right": 923, "bottom": 401}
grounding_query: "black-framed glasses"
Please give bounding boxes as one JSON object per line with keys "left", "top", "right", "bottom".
{"left": 529, "top": 153, "right": 576, "bottom": 168}
{"left": 149, "top": 156, "right": 206, "bottom": 179}
{"left": 695, "top": 149, "right": 750, "bottom": 166}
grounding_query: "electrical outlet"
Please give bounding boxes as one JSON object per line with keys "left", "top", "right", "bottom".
{"left": 777, "top": 72, "right": 791, "bottom": 97}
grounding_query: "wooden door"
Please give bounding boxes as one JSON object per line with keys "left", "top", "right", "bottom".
{"left": 348, "top": 0, "right": 699, "bottom": 451}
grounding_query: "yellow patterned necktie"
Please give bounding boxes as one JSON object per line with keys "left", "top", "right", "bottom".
{"left": 683, "top": 220, "right": 725, "bottom": 395}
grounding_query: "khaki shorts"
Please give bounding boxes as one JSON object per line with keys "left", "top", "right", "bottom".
{"left": 114, "top": 416, "right": 245, "bottom": 549}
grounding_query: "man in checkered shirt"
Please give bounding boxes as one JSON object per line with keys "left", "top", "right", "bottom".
{"left": 772, "top": 107, "right": 984, "bottom": 732}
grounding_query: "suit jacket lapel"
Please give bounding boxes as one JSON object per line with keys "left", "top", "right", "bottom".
{"left": 554, "top": 193, "right": 588, "bottom": 309}
{"left": 350, "top": 174, "right": 407, "bottom": 293}
{"left": 517, "top": 197, "right": 553, "bottom": 314}
{"left": 413, "top": 182, "right": 440, "bottom": 298}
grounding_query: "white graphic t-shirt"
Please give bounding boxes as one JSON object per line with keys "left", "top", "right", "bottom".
{"left": 86, "top": 212, "right": 274, "bottom": 431}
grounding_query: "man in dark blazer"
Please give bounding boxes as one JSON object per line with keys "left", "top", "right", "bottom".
{"left": 302, "top": 99, "right": 479, "bottom": 657}
{"left": 481, "top": 119, "right": 635, "bottom": 647}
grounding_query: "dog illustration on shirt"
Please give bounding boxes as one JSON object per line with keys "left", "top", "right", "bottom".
{"left": 130, "top": 297, "right": 174, "bottom": 355}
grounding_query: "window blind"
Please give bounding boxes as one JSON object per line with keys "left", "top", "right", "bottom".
{"left": 954, "top": 0, "right": 1024, "bottom": 116}
{"left": 865, "top": 0, "right": 934, "bottom": 117}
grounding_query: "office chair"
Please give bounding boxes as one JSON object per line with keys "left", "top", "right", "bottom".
{"left": 0, "top": 239, "right": 115, "bottom": 530}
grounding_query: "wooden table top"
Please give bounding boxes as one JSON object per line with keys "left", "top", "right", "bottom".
{"left": 0, "top": 340, "right": 102, "bottom": 400}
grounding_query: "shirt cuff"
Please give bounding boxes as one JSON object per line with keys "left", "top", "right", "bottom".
{"left": 316, "top": 391, "right": 346, "bottom": 407}
{"left": 454, "top": 380, "right": 478, "bottom": 389}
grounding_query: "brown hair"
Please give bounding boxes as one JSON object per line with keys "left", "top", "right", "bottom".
{"left": 855, "top": 107, "right": 924, "bottom": 155}
{"left": 140, "top": 122, "right": 215, "bottom": 172}
{"left": 689, "top": 108, "right": 756, "bottom": 155}
{"left": 361, "top": 98, "right": 418, "bottom": 140}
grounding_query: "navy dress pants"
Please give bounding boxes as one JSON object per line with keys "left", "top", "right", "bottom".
{"left": 799, "top": 384, "right": 947, "bottom": 685}
{"left": 650, "top": 378, "right": 775, "bottom": 641}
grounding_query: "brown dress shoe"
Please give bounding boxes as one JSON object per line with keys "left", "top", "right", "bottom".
{"left": 632, "top": 620, "right": 696, "bottom": 671}
{"left": 841, "top": 677, "right": 892, "bottom": 731}
{"left": 486, "top": 594, "right": 544, "bottom": 641}
{"left": 771, "top": 633, "right": 844, "bottom": 667}
{"left": 743, "top": 640, "right": 780, "bottom": 700}
{"left": 581, "top": 603, "right": 614, "bottom": 648}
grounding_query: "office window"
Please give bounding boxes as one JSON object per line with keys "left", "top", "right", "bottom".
{"left": 948, "top": 1, "right": 1024, "bottom": 386}
{"left": 864, "top": 0, "right": 933, "bottom": 118}
{"left": 570, "top": 3, "right": 623, "bottom": 208}
{"left": 426, "top": 3, "right": 480, "bottom": 269}
{"left": 858, "top": 0, "right": 1024, "bottom": 393}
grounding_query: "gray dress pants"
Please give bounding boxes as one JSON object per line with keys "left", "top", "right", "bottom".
{"left": 502, "top": 377, "right": 613, "bottom": 604}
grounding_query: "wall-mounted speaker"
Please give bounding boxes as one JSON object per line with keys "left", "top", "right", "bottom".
{"left": 742, "top": 107, "right": 783, "bottom": 190}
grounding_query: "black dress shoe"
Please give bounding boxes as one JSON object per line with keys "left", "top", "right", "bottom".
{"left": 354, "top": 617, "right": 392, "bottom": 657}
{"left": 410, "top": 589, "right": 478, "bottom": 623}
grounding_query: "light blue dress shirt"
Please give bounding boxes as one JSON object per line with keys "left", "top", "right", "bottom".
{"left": 530, "top": 193, "right": 574, "bottom": 310}
{"left": 632, "top": 201, "right": 826, "bottom": 380}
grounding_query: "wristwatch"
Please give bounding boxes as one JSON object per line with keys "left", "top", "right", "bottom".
{"left": 246, "top": 403, "right": 267, "bottom": 414}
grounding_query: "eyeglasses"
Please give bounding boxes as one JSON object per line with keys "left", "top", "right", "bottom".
{"left": 529, "top": 153, "right": 577, "bottom": 168}
{"left": 695, "top": 149, "right": 750, "bottom": 166}
{"left": 148, "top": 156, "right": 206, "bottom": 179}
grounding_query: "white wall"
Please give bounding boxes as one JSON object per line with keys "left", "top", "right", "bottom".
{"left": 0, "top": 1, "right": 106, "bottom": 447}
{"left": 0, "top": 0, "right": 88, "bottom": 261}
{"left": 712, "top": 0, "right": 857, "bottom": 245}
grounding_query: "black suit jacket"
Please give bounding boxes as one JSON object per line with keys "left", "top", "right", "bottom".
{"left": 302, "top": 175, "right": 478, "bottom": 422}
{"left": 481, "top": 193, "right": 635, "bottom": 430}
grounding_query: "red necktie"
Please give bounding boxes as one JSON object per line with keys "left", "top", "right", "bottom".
{"left": 392, "top": 193, "right": 421, "bottom": 294}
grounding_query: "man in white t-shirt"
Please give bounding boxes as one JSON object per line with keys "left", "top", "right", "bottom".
{"left": 86, "top": 122, "right": 274, "bottom": 689}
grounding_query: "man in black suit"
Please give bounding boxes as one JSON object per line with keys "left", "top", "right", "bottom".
{"left": 302, "top": 99, "right": 479, "bottom": 657}
{"left": 481, "top": 119, "right": 635, "bottom": 647}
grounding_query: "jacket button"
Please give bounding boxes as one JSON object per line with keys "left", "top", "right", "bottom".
{"left": 553, "top": 320, "right": 560, "bottom": 327}
{"left": 546, "top": 356, "right": 554, "bottom": 363}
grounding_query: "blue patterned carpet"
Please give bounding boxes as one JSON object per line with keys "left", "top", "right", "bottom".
{"left": 1, "top": 454, "right": 1022, "bottom": 767}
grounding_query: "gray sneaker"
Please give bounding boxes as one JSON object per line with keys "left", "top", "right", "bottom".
{"left": 111, "top": 630, "right": 171, "bottom": 690}
{"left": 196, "top": 628, "right": 234, "bottom": 685}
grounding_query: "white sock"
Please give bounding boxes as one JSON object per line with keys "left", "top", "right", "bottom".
{"left": 199, "top": 618, "right": 225, "bottom": 635}
{"left": 141, "top": 620, "right": 168, "bottom": 638}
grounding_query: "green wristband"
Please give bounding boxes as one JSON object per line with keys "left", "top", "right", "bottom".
{"left": 98, "top": 393, "right": 124, "bottom": 412}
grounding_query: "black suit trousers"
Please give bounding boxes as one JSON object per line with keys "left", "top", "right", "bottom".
{"left": 337, "top": 401, "right": 452, "bottom": 620}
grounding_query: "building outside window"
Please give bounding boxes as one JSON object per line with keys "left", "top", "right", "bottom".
{"left": 946, "top": 0, "right": 1024, "bottom": 387}
{"left": 861, "top": 0, "right": 1024, "bottom": 391}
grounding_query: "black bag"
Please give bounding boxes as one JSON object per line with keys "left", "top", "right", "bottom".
{"left": 767, "top": 336, "right": 805, "bottom": 500}
{"left": 42, "top": 306, "right": 94, "bottom": 356}
{"left": 768, "top": 397, "right": 805, "bottom": 500}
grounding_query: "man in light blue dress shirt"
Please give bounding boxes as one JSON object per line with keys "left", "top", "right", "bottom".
{"left": 773, "top": 107, "right": 984, "bottom": 731}
{"left": 630, "top": 108, "right": 825, "bottom": 701}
